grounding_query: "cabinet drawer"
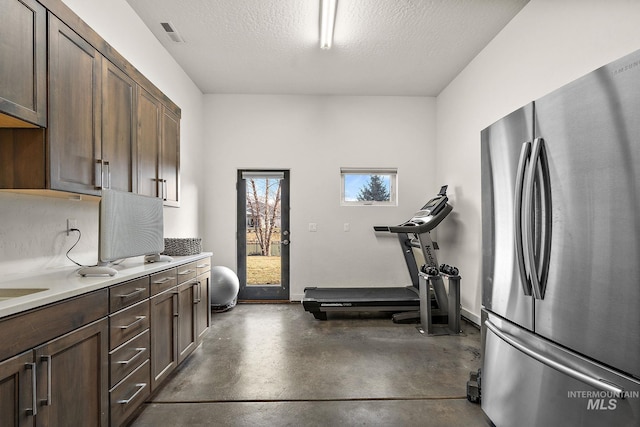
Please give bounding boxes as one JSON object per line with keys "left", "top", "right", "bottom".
{"left": 196, "top": 257, "right": 212, "bottom": 276}
{"left": 110, "top": 359, "right": 150, "bottom": 427}
{"left": 0, "top": 289, "right": 108, "bottom": 362}
{"left": 110, "top": 300, "right": 149, "bottom": 350}
{"left": 109, "top": 276, "right": 150, "bottom": 313}
{"left": 150, "top": 268, "right": 177, "bottom": 295}
{"left": 110, "top": 329, "right": 150, "bottom": 387}
{"left": 177, "top": 262, "right": 197, "bottom": 284}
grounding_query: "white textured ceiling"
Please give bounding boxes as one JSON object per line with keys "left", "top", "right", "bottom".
{"left": 125, "top": 0, "right": 529, "bottom": 96}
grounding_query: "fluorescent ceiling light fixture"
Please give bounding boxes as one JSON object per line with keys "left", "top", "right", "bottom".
{"left": 320, "top": 0, "right": 337, "bottom": 49}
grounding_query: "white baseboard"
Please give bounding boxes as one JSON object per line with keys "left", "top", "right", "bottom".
{"left": 461, "top": 307, "right": 480, "bottom": 327}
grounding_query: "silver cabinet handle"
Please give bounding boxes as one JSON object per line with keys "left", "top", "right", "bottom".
{"left": 117, "top": 383, "right": 147, "bottom": 405}
{"left": 514, "top": 141, "right": 532, "bottom": 296}
{"left": 118, "top": 316, "right": 146, "bottom": 330}
{"left": 485, "top": 319, "right": 624, "bottom": 396}
{"left": 162, "top": 179, "right": 167, "bottom": 201}
{"left": 116, "top": 348, "right": 146, "bottom": 365}
{"left": 95, "top": 159, "right": 103, "bottom": 189}
{"left": 104, "top": 160, "right": 111, "bottom": 189}
{"left": 192, "top": 281, "right": 200, "bottom": 304}
{"left": 25, "top": 362, "right": 37, "bottom": 416}
{"left": 178, "top": 269, "right": 195, "bottom": 276}
{"left": 117, "top": 288, "right": 146, "bottom": 299}
{"left": 173, "top": 291, "right": 179, "bottom": 317}
{"left": 40, "top": 355, "right": 52, "bottom": 406}
{"left": 196, "top": 263, "right": 210, "bottom": 269}
{"left": 152, "top": 277, "right": 174, "bottom": 285}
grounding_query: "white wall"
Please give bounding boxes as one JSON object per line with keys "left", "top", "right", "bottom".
{"left": 203, "top": 95, "right": 437, "bottom": 300}
{"left": 0, "top": 0, "right": 204, "bottom": 277}
{"left": 436, "top": 0, "right": 640, "bottom": 323}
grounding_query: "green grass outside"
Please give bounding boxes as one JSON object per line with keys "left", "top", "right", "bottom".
{"left": 246, "top": 255, "right": 281, "bottom": 285}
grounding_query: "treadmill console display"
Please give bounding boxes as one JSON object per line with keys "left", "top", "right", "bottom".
{"left": 417, "top": 195, "right": 447, "bottom": 218}
{"left": 379, "top": 185, "right": 452, "bottom": 234}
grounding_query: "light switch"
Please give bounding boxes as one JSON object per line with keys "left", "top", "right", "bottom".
{"left": 308, "top": 223, "right": 317, "bottom": 232}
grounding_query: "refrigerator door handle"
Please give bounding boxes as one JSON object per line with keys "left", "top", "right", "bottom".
{"left": 514, "top": 141, "right": 532, "bottom": 296}
{"left": 524, "top": 137, "right": 551, "bottom": 300}
{"left": 485, "top": 319, "right": 625, "bottom": 396}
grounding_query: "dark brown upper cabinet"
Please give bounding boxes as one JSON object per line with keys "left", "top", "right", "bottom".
{"left": 161, "top": 107, "right": 180, "bottom": 207}
{"left": 0, "top": 0, "right": 47, "bottom": 127}
{"left": 48, "top": 13, "right": 103, "bottom": 195}
{"left": 0, "top": 0, "right": 181, "bottom": 201}
{"left": 102, "top": 60, "right": 137, "bottom": 193}
{"left": 137, "top": 87, "right": 162, "bottom": 199}
{"left": 137, "top": 87, "right": 181, "bottom": 207}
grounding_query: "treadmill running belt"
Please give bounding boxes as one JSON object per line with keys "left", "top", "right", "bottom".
{"left": 303, "top": 287, "right": 419, "bottom": 302}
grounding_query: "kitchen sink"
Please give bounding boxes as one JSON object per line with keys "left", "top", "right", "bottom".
{"left": 0, "top": 288, "right": 48, "bottom": 301}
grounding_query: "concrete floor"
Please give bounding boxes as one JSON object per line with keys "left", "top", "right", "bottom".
{"left": 130, "top": 303, "right": 489, "bottom": 426}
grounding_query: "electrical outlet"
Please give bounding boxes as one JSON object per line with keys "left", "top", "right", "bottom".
{"left": 308, "top": 223, "right": 317, "bottom": 232}
{"left": 67, "top": 219, "right": 77, "bottom": 236}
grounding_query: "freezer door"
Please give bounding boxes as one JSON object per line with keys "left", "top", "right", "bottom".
{"left": 481, "top": 104, "right": 534, "bottom": 330}
{"left": 482, "top": 310, "right": 640, "bottom": 427}
{"left": 534, "top": 50, "right": 640, "bottom": 379}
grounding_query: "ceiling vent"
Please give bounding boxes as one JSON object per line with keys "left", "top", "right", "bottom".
{"left": 160, "top": 21, "right": 185, "bottom": 43}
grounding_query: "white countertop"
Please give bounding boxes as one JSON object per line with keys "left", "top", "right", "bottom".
{"left": 0, "top": 253, "right": 213, "bottom": 319}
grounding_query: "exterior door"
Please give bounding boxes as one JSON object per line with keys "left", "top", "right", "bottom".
{"left": 237, "top": 170, "right": 290, "bottom": 300}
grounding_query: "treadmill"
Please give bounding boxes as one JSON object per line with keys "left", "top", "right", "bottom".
{"left": 303, "top": 185, "right": 452, "bottom": 321}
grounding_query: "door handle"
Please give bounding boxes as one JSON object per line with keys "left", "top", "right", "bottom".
{"left": 514, "top": 141, "right": 532, "bottom": 296}
{"left": 485, "top": 319, "right": 624, "bottom": 396}
{"left": 524, "top": 138, "right": 551, "bottom": 300}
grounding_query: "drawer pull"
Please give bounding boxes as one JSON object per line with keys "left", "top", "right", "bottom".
{"left": 152, "top": 277, "right": 174, "bottom": 285}
{"left": 178, "top": 269, "right": 195, "bottom": 276}
{"left": 116, "top": 288, "right": 146, "bottom": 299}
{"left": 116, "top": 347, "right": 146, "bottom": 365}
{"left": 25, "top": 362, "right": 37, "bottom": 416}
{"left": 40, "top": 355, "right": 52, "bottom": 406}
{"left": 117, "top": 383, "right": 147, "bottom": 405}
{"left": 118, "top": 316, "right": 146, "bottom": 330}
{"left": 196, "top": 263, "right": 210, "bottom": 269}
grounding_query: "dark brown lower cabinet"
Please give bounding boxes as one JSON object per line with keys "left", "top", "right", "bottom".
{"left": 177, "top": 280, "right": 197, "bottom": 364}
{"left": 0, "top": 258, "right": 209, "bottom": 426}
{"left": 149, "top": 287, "right": 178, "bottom": 392}
{"left": 34, "top": 318, "right": 109, "bottom": 427}
{"left": 0, "top": 351, "right": 34, "bottom": 427}
{"left": 195, "top": 271, "right": 211, "bottom": 343}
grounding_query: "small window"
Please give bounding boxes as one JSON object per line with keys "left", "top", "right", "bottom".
{"left": 340, "top": 168, "right": 397, "bottom": 206}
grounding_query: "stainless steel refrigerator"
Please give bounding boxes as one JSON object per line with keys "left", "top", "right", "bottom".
{"left": 481, "top": 49, "right": 640, "bottom": 426}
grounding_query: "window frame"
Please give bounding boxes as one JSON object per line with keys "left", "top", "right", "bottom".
{"left": 340, "top": 168, "right": 398, "bottom": 206}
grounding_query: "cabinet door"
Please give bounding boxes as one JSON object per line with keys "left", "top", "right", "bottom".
{"left": 35, "top": 318, "right": 109, "bottom": 427}
{"left": 150, "top": 288, "right": 178, "bottom": 392}
{"left": 102, "top": 60, "right": 137, "bottom": 193}
{"left": 136, "top": 87, "right": 161, "bottom": 198}
{"left": 160, "top": 107, "right": 180, "bottom": 206}
{"left": 195, "top": 271, "right": 211, "bottom": 343}
{"left": 0, "top": 351, "right": 35, "bottom": 427}
{"left": 177, "top": 280, "right": 197, "bottom": 364}
{"left": 48, "top": 14, "right": 102, "bottom": 195}
{"left": 0, "top": 0, "right": 46, "bottom": 126}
